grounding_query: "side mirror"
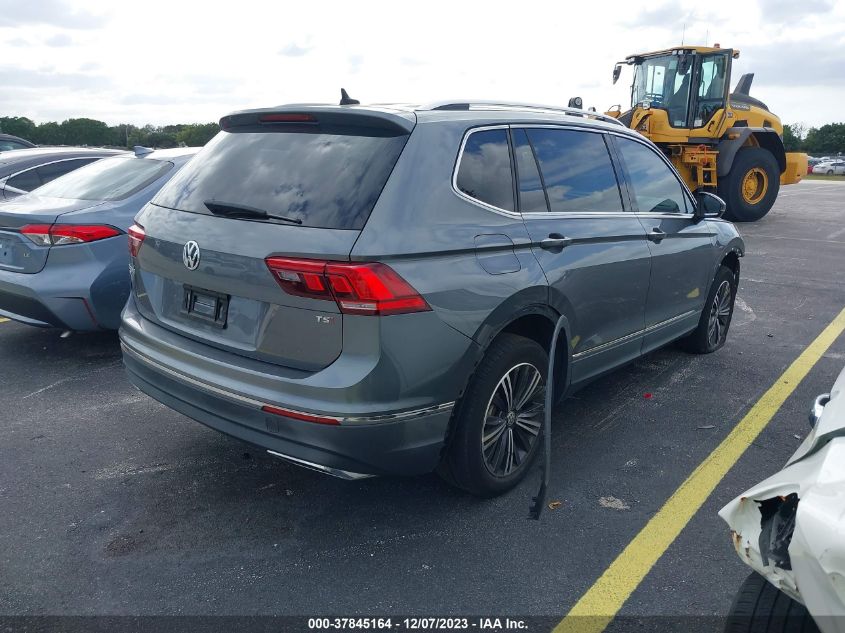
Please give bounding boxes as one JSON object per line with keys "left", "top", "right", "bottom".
{"left": 612, "top": 65, "right": 622, "bottom": 84}
{"left": 693, "top": 191, "right": 726, "bottom": 222}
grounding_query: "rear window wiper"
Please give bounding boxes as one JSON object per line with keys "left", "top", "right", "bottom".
{"left": 204, "top": 201, "right": 302, "bottom": 225}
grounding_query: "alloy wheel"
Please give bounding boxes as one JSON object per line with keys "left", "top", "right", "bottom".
{"left": 707, "top": 280, "right": 733, "bottom": 348}
{"left": 481, "top": 363, "right": 545, "bottom": 477}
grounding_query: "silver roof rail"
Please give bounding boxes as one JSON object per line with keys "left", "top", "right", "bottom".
{"left": 420, "top": 100, "right": 627, "bottom": 127}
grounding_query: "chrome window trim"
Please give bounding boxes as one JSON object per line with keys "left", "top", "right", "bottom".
{"left": 451, "top": 122, "right": 696, "bottom": 220}
{"left": 451, "top": 124, "right": 522, "bottom": 219}
{"left": 572, "top": 310, "right": 698, "bottom": 360}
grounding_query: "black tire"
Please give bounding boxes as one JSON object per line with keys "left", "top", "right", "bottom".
{"left": 827, "top": 170, "right": 834, "bottom": 175}
{"left": 438, "top": 333, "right": 548, "bottom": 497}
{"left": 725, "top": 572, "right": 819, "bottom": 633}
{"left": 719, "top": 147, "right": 781, "bottom": 222}
{"left": 680, "top": 265, "right": 737, "bottom": 354}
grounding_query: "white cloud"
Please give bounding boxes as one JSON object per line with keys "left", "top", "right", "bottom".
{"left": 44, "top": 32, "right": 73, "bottom": 47}
{"left": 0, "top": 0, "right": 842, "bottom": 127}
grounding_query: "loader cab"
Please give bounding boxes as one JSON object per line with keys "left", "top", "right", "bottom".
{"left": 626, "top": 47, "right": 733, "bottom": 130}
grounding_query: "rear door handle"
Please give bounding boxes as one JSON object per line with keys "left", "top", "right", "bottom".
{"left": 539, "top": 234, "right": 573, "bottom": 250}
{"left": 647, "top": 228, "right": 667, "bottom": 243}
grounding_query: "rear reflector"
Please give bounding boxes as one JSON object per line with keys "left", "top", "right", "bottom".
{"left": 20, "top": 224, "right": 122, "bottom": 246}
{"left": 265, "top": 257, "right": 430, "bottom": 316}
{"left": 127, "top": 224, "right": 146, "bottom": 257}
{"left": 261, "top": 405, "right": 341, "bottom": 425}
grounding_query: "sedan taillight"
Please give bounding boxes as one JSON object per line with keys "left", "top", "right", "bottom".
{"left": 20, "top": 224, "right": 122, "bottom": 246}
{"left": 127, "top": 224, "right": 146, "bottom": 257}
{"left": 265, "top": 257, "right": 430, "bottom": 316}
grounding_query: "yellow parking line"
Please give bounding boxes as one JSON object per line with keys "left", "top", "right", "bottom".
{"left": 555, "top": 305, "right": 845, "bottom": 633}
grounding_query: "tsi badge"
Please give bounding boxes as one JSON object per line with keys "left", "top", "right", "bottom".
{"left": 315, "top": 315, "right": 335, "bottom": 325}
{"left": 182, "top": 240, "right": 201, "bottom": 271}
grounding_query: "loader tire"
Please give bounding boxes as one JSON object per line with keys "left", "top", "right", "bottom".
{"left": 719, "top": 148, "right": 780, "bottom": 222}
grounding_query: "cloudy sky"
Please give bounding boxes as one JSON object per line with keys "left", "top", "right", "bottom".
{"left": 1, "top": 0, "right": 843, "bottom": 129}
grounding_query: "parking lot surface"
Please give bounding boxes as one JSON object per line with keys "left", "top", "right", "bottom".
{"left": 1, "top": 181, "right": 844, "bottom": 624}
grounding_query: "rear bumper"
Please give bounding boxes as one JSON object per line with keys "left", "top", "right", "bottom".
{"left": 0, "top": 236, "right": 128, "bottom": 331}
{"left": 122, "top": 342, "right": 454, "bottom": 476}
{"left": 119, "top": 298, "right": 480, "bottom": 477}
{"left": 0, "top": 269, "right": 97, "bottom": 329}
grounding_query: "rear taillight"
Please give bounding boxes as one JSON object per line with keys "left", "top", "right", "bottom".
{"left": 18, "top": 224, "right": 52, "bottom": 246}
{"left": 20, "top": 224, "right": 122, "bottom": 246}
{"left": 127, "top": 224, "right": 145, "bottom": 257}
{"left": 265, "top": 257, "right": 430, "bottom": 316}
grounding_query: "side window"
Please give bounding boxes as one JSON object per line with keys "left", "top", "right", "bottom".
{"left": 36, "top": 158, "right": 98, "bottom": 185}
{"left": 512, "top": 129, "right": 548, "bottom": 213}
{"left": 525, "top": 129, "right": 624, "bottom": 213}
{"left": 616, "top": 138, "right": 688, "bottom": 214}
{"left": 6, "top": 168, "right": 42, "bottom": 192}
{"left": 456, "top": 129, "right": 514, "bottom": 212}
{"left": 0, "top": 141, "right": 27, "bottom": 151}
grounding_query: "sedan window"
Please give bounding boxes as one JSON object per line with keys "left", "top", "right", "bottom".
{"left": 6, "top": 168, "right": 42, "bottom": 192}
{"left": 36, "top": 158, "right": 99, "bottom": 185}
{"left": 0, "top": 141, "right": 28, "bottom": 151}
{"left": 34, "top": 157, "right": 172, "bottom": 201}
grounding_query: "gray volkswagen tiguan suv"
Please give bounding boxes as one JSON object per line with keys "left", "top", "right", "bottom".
{"left": 119, "top": 100, "right": 745, "bottom": 496}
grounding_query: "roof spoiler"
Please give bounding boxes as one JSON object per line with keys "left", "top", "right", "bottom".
{"left": 219, "top": 106, "right": 415, "bottom": 135}
{"left": 133, "top": 146, "right": 154, "bottom": 157}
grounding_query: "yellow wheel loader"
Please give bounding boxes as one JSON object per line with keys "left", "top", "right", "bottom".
{"left": 606, "top": 46, "right": 807, "bottom": 221}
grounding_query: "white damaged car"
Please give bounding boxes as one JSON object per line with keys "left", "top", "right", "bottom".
{"left": 720, "top": 366, "right": 845, "bottom": 633}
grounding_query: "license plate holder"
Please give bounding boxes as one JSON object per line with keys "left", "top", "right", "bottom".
{"left": 182, "top": 285, "right": 229, "bottom": 328}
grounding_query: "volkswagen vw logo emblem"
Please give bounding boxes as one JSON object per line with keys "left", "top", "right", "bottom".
{"left": 183, "top": 241, "right": 201, "bottom": 270}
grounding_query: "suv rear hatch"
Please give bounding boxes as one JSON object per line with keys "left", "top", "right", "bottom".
{"left": 131, "top": 107, "right": 414, "bottom": 372}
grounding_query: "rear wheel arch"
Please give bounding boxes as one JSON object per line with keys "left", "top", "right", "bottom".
{"left": 464, "top": 304, "right": 571, "bottom": 411}
{"left": 497, "top": 311, "right": 570, "bottom": 403}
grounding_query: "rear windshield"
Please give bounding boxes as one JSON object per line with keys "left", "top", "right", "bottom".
{"left": 34, "top": 157, "right": 173, "bottom": 201}
{"left": 152, "top": 129, "right": 409, "bottom": 230}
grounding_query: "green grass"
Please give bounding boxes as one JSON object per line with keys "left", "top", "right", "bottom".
{"left": 804, "top": 173, "right": 845, "bottom": 181}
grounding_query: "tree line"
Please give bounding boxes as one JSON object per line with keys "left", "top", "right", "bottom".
{"left": 783, "top": 122, "right": 845, "bottom": 156}
{"left": 0, "top": 116, "right": 219, "bottom": 149}
{"left": 2, "top": 114, "right": 842, "bottom": 156}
